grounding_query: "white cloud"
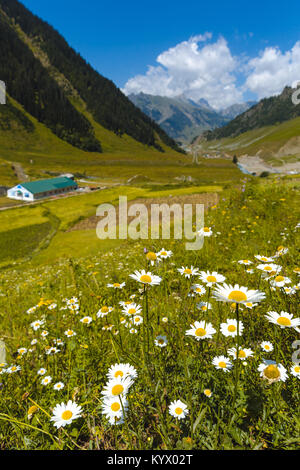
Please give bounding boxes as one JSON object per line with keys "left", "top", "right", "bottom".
{"left": 244, "top": 42, "right": 300, "bottom": 98}
{"left": 123, "top": 36, "right": 300, "bottom": 109}
{"left": 122, "top": 35, "right": 243, "bottom": 110}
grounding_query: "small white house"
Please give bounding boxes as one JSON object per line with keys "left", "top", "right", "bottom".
{"left": 7, "top": 177, "right": 78, "bottom": 202}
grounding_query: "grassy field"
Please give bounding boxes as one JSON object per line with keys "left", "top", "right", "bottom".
{"left": 0, "top": 184, "right": 224, "bottom": 268}
{"left": 0, "top": 177, "right": 299, "bottom": 450}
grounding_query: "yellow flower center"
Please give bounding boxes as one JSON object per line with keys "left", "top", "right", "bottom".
{"left": 114, "top": 370, "right": 124, "bottom": 378}
{"left": 204, "top": 389, "right": 211, "bottom": 396}
{"left": 158, "top": 339, "right": 164, "bottom": 344}
{"left": 83, "top": 318, "right": 89, "bottom": 323}
{"left": 134, "top": 317, "right": 140, "bottom": 323}
{"left": 184, "top": 269, "right": 192, "bottom": 274}
{"left": 206, "top": 275, "right": 217, "bottom": 283}
{"left": 140, "top": 275, "right": 152, "bottom": 283}
{"left": 67, "top": 330, "right": 73, "bottom": 335}
{"left": 264, "top": 365, "right": 280, "bottom": 380}
{"left": 195, "top": 328, "right": 206, "bottom": 337}
{"left": 146, "top": 252, "right": 157, "bottom": 261}
{"left": 228, "top": 325, "right": 237, "bottom": 332}
{"left": 277, "top": 316, "right": 291, "bottom": 326}
{"left": 203, "top": 227, "right": 210, "bottom": 232}
{"left": 246, "top": 303, "right": 253, "bottom": 307}
{"left": 175, "top": 407, "right": 183, "bottom": 415}
{"left": 161, "top": 251, "right": 167, "bottom": 256}
{"left": 238, "top": 350, "right": 246, "bottom": 358}
{"left": 243, "top": 260, "right": 249, "bottom": 263}
{"left": 228, "top": 291, "right": 247, "bottom": 302}
{"left": 219, "top": 361, "right": 227, "bottom": 368}
{"left": 128, "top": 308, "right": 136, "bottom": 314}
{"left": 264, "top": 266, "right": 272, "bottom": 271}
{"left": 275, "top": 276, "right": 284, "bottom": 282}
{"left": 294, "top": 366, "right": 300, "bottom": 373}
{"left": 101, "top": 306, "right": 109, "bottom": 313}
{"left": 265, "top": 345, "right": 270, "bottom": 350}
{"left": 113, "top": 283, "right": 120, "bottom": 288}
{"left": 11, "top": 366, "right": 16, "bottom": 371}
{"left": 111, "top": 384, "right": 124, "bottom": 396}
{"left": 62, "top": 410, "right": 73, "bottom": 421}
{"left": 201, "top": 306, "right": 207, "bottom": 311}
{"left": 111, "top": 402, "right": 121, "bottom": 412}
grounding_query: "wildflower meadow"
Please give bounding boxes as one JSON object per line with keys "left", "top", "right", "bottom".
{"left": 0, "top": 181, "right": 299, "bottom": 450}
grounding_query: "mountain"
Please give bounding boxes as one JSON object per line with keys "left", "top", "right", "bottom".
{"left": 128, "top": 93, "right": 257, "bottom": 143}
{"left": 219, "top": 101, "right": 257, "bottom": 120}
{"left": 128, "top": 92, "right": 229, "bottom": 143}
{"left": 0, "top": 0, "right": 182, "bottom": 154}
{"left": 203, "top": 87, "right": 300, "bottom": 141}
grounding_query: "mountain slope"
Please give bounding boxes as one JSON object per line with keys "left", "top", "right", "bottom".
{"left": 128, "top": 93, "right": 256, "bottom": 143}
{"left": 204, "top": 87, "right": 300, "bottom": 141}
{"left": 0, "top": 0, "right": 182, "bottom": 153}
{"left": 128, "top": 92, "right": 229, "bottom": 142}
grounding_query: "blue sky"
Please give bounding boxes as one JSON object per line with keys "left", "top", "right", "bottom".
{"left": 21, "top": 0, "right": 300, "bottom": 108}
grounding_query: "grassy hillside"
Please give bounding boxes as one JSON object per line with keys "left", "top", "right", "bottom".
{"left": 199, "top": 116, "right": 300, "bottom": 164}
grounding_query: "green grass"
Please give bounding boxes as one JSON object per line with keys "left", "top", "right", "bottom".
{"left": 0, "top": 222, "right": 52, "bottom": 264}
{"left": 0, "top": 179, "right": 299, "bottom": 450}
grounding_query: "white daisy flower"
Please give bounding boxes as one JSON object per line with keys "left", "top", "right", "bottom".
{"left": 17, "top": 348, "right": 27, "bottom": 356}
{"left": 154, "top": 335, "right": 168, "bottom": 347}
{"left": 30, "top": 320, "right": 45, "bottom": 331}
{"left": 37, "top": 368, "right": 47, "bottom": 376}
{"left": 177, "top": 266, "right": 199, "bottom": 278}
{"left": 157, "top": 248, "right": 173, "bottom": 259}
{"left": 80, "top": 316, "right": 93, "bottom": 325}
{"left": 270, "top": 275, "right": 291, "bottom": 288}
{"left": 50, "top": 400, "right": 82, "bottom": 429}
{"left": 258, "top": 360, "right": 288, "bottom": 384}
{"left": 122, "top": 303, "right": 142, "bottom": 317}
{"left": 228, "top": 347, "right": 254, "bottom": 360}
{"left": 260, "top": 341, "right": 274, "bottom": 352}
{"left": 199, "top": 271, "right": 226, "bottom": 286}
{"left": 107, "top": 363, "right": 138, "bottom": 381}
{"left": 203, "top": 389, "right": 213, "bottom": 397}
{"left": 256, "top": 263, "right": 282, "bottom": 276}
{"left": 102, "top": 396, "right": 127, "bottom": 420}
{"left": 130, "top": 270, "right": 162, "bottom": 286}
{"left": 290, "top": 364, "right": 300, "bottom": 378}
{"left": 53, "top": 382, "right": 65, "bottom": 390}
{"left": 64, "top": 329, "right": 77, "bottom": 337}
{"left": 107, "top": 282, "right": 126, "bottom": 289}
{"left": 41, "top": 376, "right": 52, "bottom": 386}
{"left": 213, "top": 283, "right": 265, "bottom": 304}
{"left": 238, "top": 259, "right": 253, "bottom": 266}
{"left": 132, "top": 315, "right": 143, "bottom": 326}
{"left": 169, "top": 400, "right": 189, "bottom": 420}
{"left": 255, "top": 255, "right": 275, "bottom": 263}
{"left": 185, "top": 321, "right": 216, "bottom": 340}
{"left": 101, "top": 377, "right": 133, "bottom": 398}
{"left": 196, "top": 302, "right": 212, "bottom": 312}
{"left": 265, "top": 311, "right": 300, "bottom": 329}
{"left": 220, "top": 319, "right": 244, "bottom": 337}
{"left": 212, "top": 356, "right": 233, "bottom": 372}
{"left": 97, "top": 306, "right": 113, "bottom": 318}
{"left": 198, "top": 226, "right": 213, "bottom": 237}
{"left": 6, "top": 365, "right": 21, "bottom": 374}
{"left": 191, "top": 284, "right": 206, "bottom": 296}
{"left": 46, "top": 347, "right": 60, "bottom": 355}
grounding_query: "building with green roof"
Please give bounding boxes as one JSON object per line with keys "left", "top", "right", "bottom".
{"left": 7, "top": 177, "right": 78, "bottom": 201}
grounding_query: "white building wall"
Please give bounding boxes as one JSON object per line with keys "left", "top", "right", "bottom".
{"left": 7, "top": 185, "right": 34, "bottom": 201}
